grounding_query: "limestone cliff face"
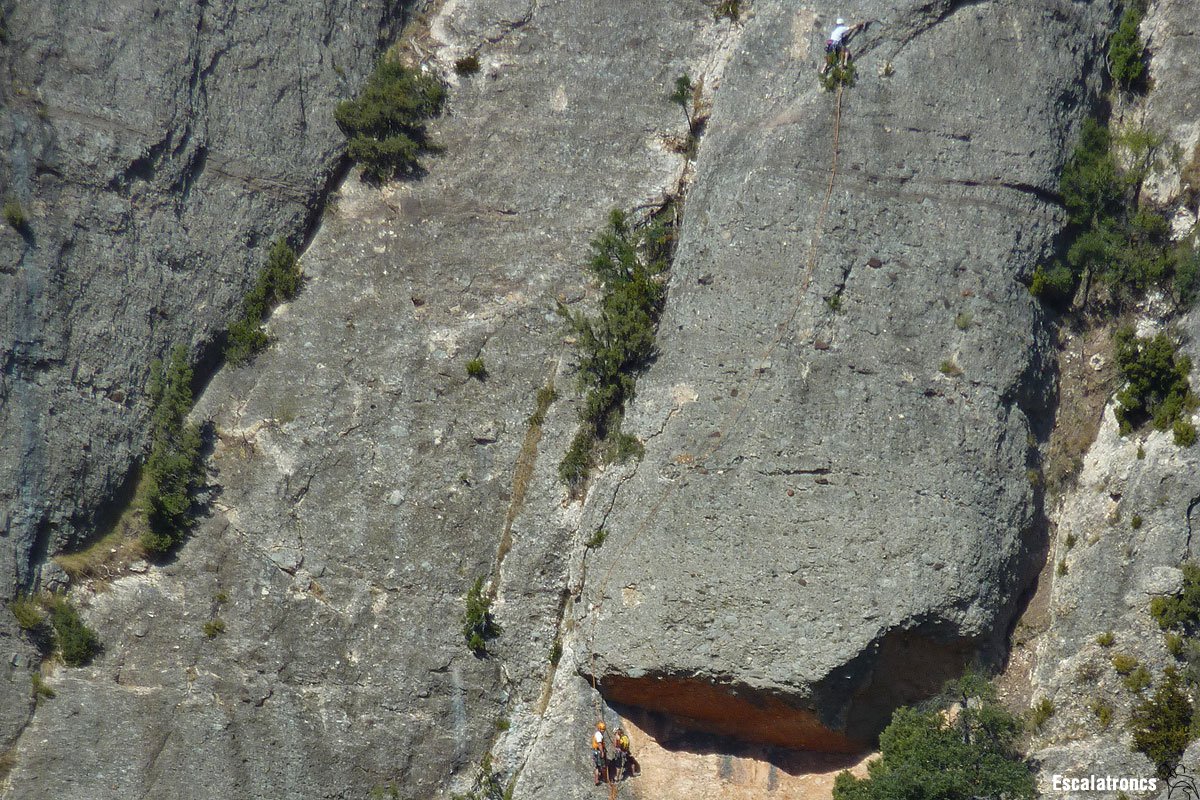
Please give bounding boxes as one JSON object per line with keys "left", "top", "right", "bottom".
{"left": 578, "top": 0, "right": 1113, "bottom": 755}
{"left": 0, "top": 0, "right": 1156, "bottom": 797}
{"left": 0, "top": 0, "right": 404, "bottom": 589}
{"left": 1027, "top": 0, "right": 1200, "bottom": 788}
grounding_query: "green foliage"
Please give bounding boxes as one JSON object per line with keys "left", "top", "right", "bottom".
{"left": 3, "top": 198, "right": 28, "bottom": 232}
{"left": 1123, "top": 665, "right": 1152, "bottom": 692}
{"left": 939, "top": 359, "right": 963, "bottom": 377}
{"left": 226, "top": 239, "right": 302, "bottom": 365}
{"left": 1150, "top": 562, "right": 1200, "bottom": 633}
{"left": 558, "top": 208, "right": 672, "bottom": 488}
{"left": 10, "top": 596, "right": 44, "bottom": 631}
{"left": 462, "top": 576, "right": 500, "bottom": 655}
{"left": 1030, "top": 697, "right": 1055, "bottom": 730}
{"left": 833, "top": 673, "right": 1035, "bottom": 800}
{"left": 141, "top": 345, "right": 204, "bottom": 555}
{"left": 954, "top": 311, "right": 973, "bottom": 330}
{"left": 454, "top": 55, "right": 481, "bottom": 75}
{"left": 527, "top": 384, "right": 557, "bottom": 427}
{"left": 45, "top": 595, "right": 100, "bottom": 667}
{"left": 466, "top": 358, "right": 487, "bottom": 380}
{"left": 451, "top": 754, "right": 508, "bottom": 800}
{"left": 586, "top": 529, "right": 607, "bottom": 548}
{"left": 1108, "top": 2, "right": 1147, "bottom": 90}
{"left": 334, "top": 59, "right": 446, "bottom": 182}
{"left": 1175, "top": 419, "right": 1198, "bottom": 447}
{"left": 1091, "top": 699, "right": 1114, "bottom": 729}
{"left": 1065, "top": 532, "right": 1078, "bottom": 549}
{"left": 1111, "top": 652, "right": 1139, "bottom": 675}
{"left": 1056, "top": 558, "right": 1068, "bottom": 577}
{"left": 31, "top": 674, "right": 55, "bottom": 700}
{"left": 1131, "top": 513, "right": 1143, "bottom": 529}
{"left": 203, "top": 618, "right": 226, "bottom": 638}
{"left": 714, "top": 0, "right": 740, "bottom": 21}
{"left": 1035, "top": 116, "right": 1194, "bottom": 308}
{"left": 669, "top": 74, "right": 693, "bottom": 120}
{"left": 549, "top": 640, "right": 562, "bottom": 666}
{"left": 820, "top": 55, "right": 856, "bottom": 91}
{"left": 1112, "top": 327, "right": 1196, "bottom": 438}
{"left": 1130, "top": 666, "right": 1193, "bottom": 779}
{"left": 1166, "top": 632, "right": 1186, "bottom": 658}
{"left": 1096, "top": 631, "right": 1116, "bottom": 647}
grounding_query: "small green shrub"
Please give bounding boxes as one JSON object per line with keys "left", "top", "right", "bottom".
{"left": 1131, "top": 514, "right": 1143, "bottom": 529}
{"left": 1065, "top": 532, "right": 1078, "bottom": 550}
{"left": 454, "top": 55, "right": 481, "bottom": 75}
{"left": 31, "top": 674, "right": 55, "bottom": 700}
{"left": 1111, "top": 653, "right": 1139, "bottom": 675}
{"left": 1166, "top": 632, "right": 1186, "bottom": 658}
{"left": 1097, "top": 631, "right": 1116, "bottom": 647}
{"left": 1123, "top": 665, "right": 1152, "bottom": 693}
{"left": 819, "top": 57, "right": 856, "bottom": 92}
{"left": 940, "top": 359, "right": 963, "bottom": 377}
{"left": 558, "top": 428, "right": 594, "bottom": 487}
{"left": 495, "top": 716, "right": 510, "bottom": 732}
{"left": 1090, "top": 699, "right": 1114, "bottom": 729}
{"left": 954, "top": 311, "right": 973, "bottom": 330}
{"left": 586, "top": 529, "right": 607, "bottom": 548}
{"left": 3, "top": 198, "right": 28, "bottom": 231}
{"left": 1130, "top": 666, "right": 1193, "bottom": 779}
{"left": 335, "top": 59, "right": 446, "bottom": 182}
{"left": 549, "top": 640, "right": 562, "bottom": 666}
{"left": 141, "top": 345, "right": 204, "bottom": 555}
{"left": 450, "top": 754, "right": 507, "bottom": 800}
{"left": 1150, "top": 563, "right": 1200, "bottom": 632}
{"left": 1108, "top": 2, "right": 1147, "bottom": 90}
{"left": 1030, "top": 697, "right": 1055, "bottom": 730}
{"left": 10, "top": 596, "right": 44, "bottom": 630}
{"left": 203, "top": 618, "right": 226, "bottom": 638}
{"left": 558, "top": 207, "right": 673, "bottom": 488}
{"left": 226, "top": 239, "right": 302, "bottom": 365}
{"left": 1113, "top": 327, "right": 1197, "bottom": 438}
{"left": 1056, "top": 558, "right": 1068, "bottom": 577}
{"left": 610, "top": 432, "right": 644, "bottom": 463}
{"left": 462, "top": 576, "right": 500, "bottom": 655}
{"left": 527, "top": 384, "right": 557, "bottom": 427}
{"left": 45, "top": 595, "right": 100, "bottom": 667}
{"left": 713, "top": 0, "right": 740, "bottom": 21}
{"left": 1175, "top": 420, "right": 1198, "bottom": 447}
{"left": 825, "top": 295, "right": 842, "bottom": 312}
{"left": 466, "top": 358, "right": 487, "bottom": 380}
{"left": 1137, "top": 443, "right": 1146, "bottom": 459}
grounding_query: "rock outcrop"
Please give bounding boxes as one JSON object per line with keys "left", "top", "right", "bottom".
{"left": 0, "top": 0, "right": 405, "bottom": 589}
{"left": 1, "top": 0, "right": 1161, "bottom": 796}
{"left": 577, "top": 0, "right": 1115, "bottom": 754}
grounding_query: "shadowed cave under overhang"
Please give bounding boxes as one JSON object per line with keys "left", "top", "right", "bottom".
{"left": 588, "top": 623, "right": 980, "bottom": 755}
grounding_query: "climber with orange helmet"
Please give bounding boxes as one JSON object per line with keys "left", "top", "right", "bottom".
{"left": 591, "top": 721, "right": 609, "bottom": 785}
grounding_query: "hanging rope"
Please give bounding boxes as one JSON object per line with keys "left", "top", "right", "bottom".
{"left": 583, "top": 81, "right": 848, "bottom": 789}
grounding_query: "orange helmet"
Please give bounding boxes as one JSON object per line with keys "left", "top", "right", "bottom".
{"left": 597, "top": 722, "right": 606, "bottom": 731}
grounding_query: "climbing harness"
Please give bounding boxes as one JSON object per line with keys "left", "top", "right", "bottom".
{"left": 581, "top": 83, "right": 850, "bottom": 768}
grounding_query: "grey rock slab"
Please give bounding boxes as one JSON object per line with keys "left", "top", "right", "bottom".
{"left": 580, "top": 0, "right": 1117, "bottom": 748}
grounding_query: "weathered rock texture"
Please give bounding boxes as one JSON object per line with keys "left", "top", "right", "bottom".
{"left": 2, "top": 0, "right": 724, "bottom": 796}
{"left": 572, "top": 0, "right": 1117, "bottom": 758}
{"left": 0, "top": 0, "right": 404, "bottom": 755}
{"left": 1028, "top": 0, "right": 1200, "bottom": 791}
{"left": 0, "top": 1, "right": 404, "bottom": 590}
{"left": 0, "top": 0, "right": 1158, "bottom": 796}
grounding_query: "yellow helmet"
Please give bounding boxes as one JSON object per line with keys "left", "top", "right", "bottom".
{"left": 597, "top": 722, "right": 606, "bottom": 731}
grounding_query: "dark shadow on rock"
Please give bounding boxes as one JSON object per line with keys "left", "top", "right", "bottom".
{"left": 608, "top": 699, "right": 869, "bottom": 778}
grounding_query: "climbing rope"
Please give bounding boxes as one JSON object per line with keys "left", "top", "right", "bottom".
{"left": 583, "top": 82, "right": 848, "bottom": 738}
